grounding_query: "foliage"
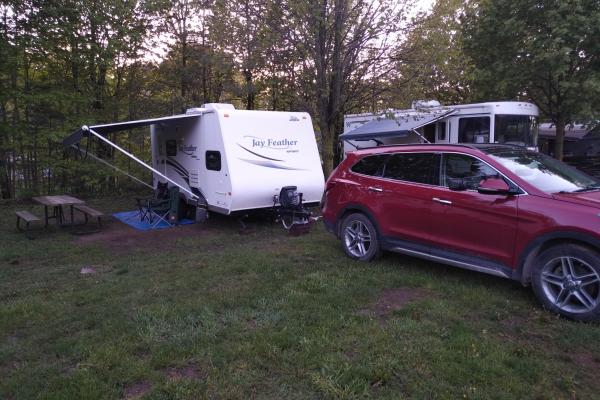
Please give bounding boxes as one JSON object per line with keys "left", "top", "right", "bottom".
{"left": 390, "top": 0, "right": 474, "bottom": 108}
{"left": 2, "top": 0, "right": 599, "bottom": 198}
{"left": 462, "top": 0, "right": 600, "bottom": 159}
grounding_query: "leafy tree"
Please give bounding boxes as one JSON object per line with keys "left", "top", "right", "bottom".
{"left": 212, "top": 0, "right": 270, "bottom": 110}
{"left": 391, "top": 0, "right": 473, "bottom": 108}
{"left": 462, "top": 0, "right": 600, "bottom": 159}
{"left": 283, "top": 0, "right": 409, "bottom": 175}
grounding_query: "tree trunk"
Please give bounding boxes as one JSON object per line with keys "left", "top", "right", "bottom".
{"left": 181, "top": 38, "right": 188, "bottom": 102}
{"left": 320, "top": 122, "right": 334, "bottom": 178}
{"left": 244, "top": 69, "right": 255, "bottom": 110}
{"left": 554, "top": 114, "right": 566, "bottom": 161}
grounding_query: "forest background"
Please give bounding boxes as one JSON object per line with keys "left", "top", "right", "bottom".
{"left": 1, "top": 0, "right": 599, "bottom": 199}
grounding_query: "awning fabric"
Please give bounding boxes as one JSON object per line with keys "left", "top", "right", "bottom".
{"left": 63, "top": 113, "right": 203, "bottom": 147}
{"left": 340, "top": 109, "right": 456, "bottom": 141}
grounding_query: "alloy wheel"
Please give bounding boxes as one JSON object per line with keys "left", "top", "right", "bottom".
{"left": 344, "top": 220, "right": 372, "bottom": 257}
{"left": 541, "top": 256, "right": 600, "bottom": 314}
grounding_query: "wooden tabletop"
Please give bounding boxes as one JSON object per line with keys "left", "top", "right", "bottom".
{"left": 32, "top": 195, "right": 85, "bottom": 206}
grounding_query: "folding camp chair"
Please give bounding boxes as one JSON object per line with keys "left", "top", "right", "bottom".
{"left": 146, "top": 186, "right": 180, "bottom": 228}
{"left": 134, "top": 181, "right": 169, "bottom": 222}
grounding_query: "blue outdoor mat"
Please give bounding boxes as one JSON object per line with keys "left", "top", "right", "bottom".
{"left": 113, "top": 211, "right": 196, "bottom": 231}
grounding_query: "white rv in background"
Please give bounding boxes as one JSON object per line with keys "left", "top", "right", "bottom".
{"left": 341, "top": 101, "right": 539, "bottom": 155}
{"left": 64, "top": 103, "right": 325, "bottom": 216}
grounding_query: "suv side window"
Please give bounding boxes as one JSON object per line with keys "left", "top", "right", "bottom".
{"left": 443, "top": 153, "right": 497, "bottom": 189}
{"left": 351, "top": 154, "right": 388, "bottom": 177}
{"left": 383, "top": 153, "right": 441, "bottom": 185}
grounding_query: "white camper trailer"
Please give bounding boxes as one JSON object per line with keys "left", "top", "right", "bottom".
{"left": 341, "top": 101, "right": 539, "bottom": 155}
{"left": 64, "top": 103, "right": 325, "bottom": 222}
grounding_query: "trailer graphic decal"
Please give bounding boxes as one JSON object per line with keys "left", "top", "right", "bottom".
{"left": 166, "top": 158, "right": 190, "bottom": 184}
{"left": 237, "top": 144, "right": 284, "bottom": 162}
{"left": 239, "top": 158, "right": 306, "bottom": 170}
{"left": 179, "top": 144, "right": 197, "bottom": 156}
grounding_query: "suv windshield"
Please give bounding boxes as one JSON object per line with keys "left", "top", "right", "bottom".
{"left": 485, "top": 148, "right": 599, "bottom": 193}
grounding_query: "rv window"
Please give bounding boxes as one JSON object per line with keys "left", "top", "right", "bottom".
{"left": 166, "top": 140, "right": 177, "bottom": 156}
{"left": 438, "top": 122, "right": 447, "bottom": 141}
{"left": 206, "top": 151, "right": 221, "bottom": 171}
{"left": 383, "top": 153, "right": 440, "bottom": 185}
{"left": 458, "top": 117, "right": 490, "bottom": 143}
{"left": 351, "top": 154, "right": 388, "bottom": 176}
{"left": 494, "top": 115, "right": 537, "bottom": 146}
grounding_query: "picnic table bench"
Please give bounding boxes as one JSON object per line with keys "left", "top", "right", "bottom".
{"left": 15, "top": 210, "right": 40, "bottom": 231}
{"left": 73, "top": 204, "right": 104, "bottom": 229}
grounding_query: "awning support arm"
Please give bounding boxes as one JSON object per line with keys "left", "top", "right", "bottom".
{"left": 70, "top": 144, "right": 154, "bottom": 189}
{"left": 84, "top": 126, "right": 199, "bottom": 199}
{"left": 412, "top": 128, "right": 431, "bottom": 144}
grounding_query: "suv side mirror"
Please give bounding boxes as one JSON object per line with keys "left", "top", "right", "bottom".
{"left": 477, "top": 176, "right": 511, "bottom": 195}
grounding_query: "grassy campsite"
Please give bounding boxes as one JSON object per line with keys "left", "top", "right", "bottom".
{"left": 2, "top": 197, "right": 600, "bottom": 399}
{"left": 3, "top": 0, "right": 600, "bottom": 399}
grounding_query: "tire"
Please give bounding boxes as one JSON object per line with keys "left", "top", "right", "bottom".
{"left": 531, "top": 244, "right": 600, "bottom": 321}
{"left": 340, "top": 213, "right": 381, "bottom": 261}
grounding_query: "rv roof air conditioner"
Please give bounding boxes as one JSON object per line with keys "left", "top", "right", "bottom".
{"left": 412, "top": 100, "right": 441, "bottom": 109}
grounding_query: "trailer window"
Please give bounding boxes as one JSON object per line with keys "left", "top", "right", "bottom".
{"left": 166, "top": 140, "right": 177, "bottom": 156}
{"left": 459, "top": 117, "right": 490, "bottom": 143}
{"left": 206, "top": 151, "right": 221, "bottom": 171}
{"left": 438, "top": 121, "right": 447, "bottom": 141}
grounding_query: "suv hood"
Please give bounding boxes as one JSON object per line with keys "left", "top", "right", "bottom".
{"left": 553, "top": 190, "right": 600, "bottom": 209}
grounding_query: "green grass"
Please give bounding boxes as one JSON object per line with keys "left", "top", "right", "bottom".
{"left": 1, "top": 196, "right": 600, "bottom": 399}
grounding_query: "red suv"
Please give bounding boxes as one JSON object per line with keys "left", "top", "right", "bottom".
{"left": 322, "top": 144, "right": 600, "bottom": 321}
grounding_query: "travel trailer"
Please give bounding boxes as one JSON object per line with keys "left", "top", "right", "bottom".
{"left": 63, "top": 103, "right": 325, "bottom": 222}
{"left": 341, "top": 101, "right": 539, "bottom": 155}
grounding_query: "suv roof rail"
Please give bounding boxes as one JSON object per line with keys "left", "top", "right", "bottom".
{"left": 349, "top": 142, "right": 527, "bottom": 152}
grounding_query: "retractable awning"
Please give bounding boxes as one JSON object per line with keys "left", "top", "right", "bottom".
{"left": 63, "top": 112, "right": 204, "bottom": 147}
{"left": 340, "top": 109, "right": 456, "bottom": 141}
{"left": 62, "top": 110, "right": 208, "bottom": 200}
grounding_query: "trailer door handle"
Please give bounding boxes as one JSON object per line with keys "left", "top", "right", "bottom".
{"left": 368, "top": 186, "right": 383, "bottom": 193}
{"left": 432, "top": 197, "right": 452, "bottom": 205}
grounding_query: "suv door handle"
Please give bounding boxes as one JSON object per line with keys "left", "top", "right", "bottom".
{"left": 368, "top": 186, "right": 383, "bottom": 193}
{"left": 432, "top": 197, "right": 452, "bottom": 205}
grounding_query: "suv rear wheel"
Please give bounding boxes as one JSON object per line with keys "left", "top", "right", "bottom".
{"left": 531, "top": 244, "right": 600, "bottom": 321}
{"left": 340, "top": 213, "right": 380, "bottom": 261}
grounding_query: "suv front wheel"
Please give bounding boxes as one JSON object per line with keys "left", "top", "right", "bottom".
{"left": 531, "top": 244, "right": 600, "bottom": 321}
{"left": 340, "top": 213, "right": 380, "bottom": 261}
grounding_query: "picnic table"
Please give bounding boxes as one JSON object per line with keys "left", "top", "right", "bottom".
{"left": 32, "top": 195, "right": 85, "bottom": 227}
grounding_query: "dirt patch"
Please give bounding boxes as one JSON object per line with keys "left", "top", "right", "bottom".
{"left": 499, "top": 315, "right": 528, "bottom": 328}
{"left": 571, "top": 352, "right": 600, "bottom": 368}
{"left": 74, "top": 219, "right": 212, "bottom": 253}
{"left": 161, "top": 362, "right": 205, "bottom": 381}
{"left": 496, "top": 314, "right": 554, "bottom": 344}
{"left": 246, "top": 318, "right": 258, "bottom": 329}
{"left": 123, "top": 381, "right": 152, "bottom": 399}
{"left": 358, "top": 287, "right": 430, "bottom": 323}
